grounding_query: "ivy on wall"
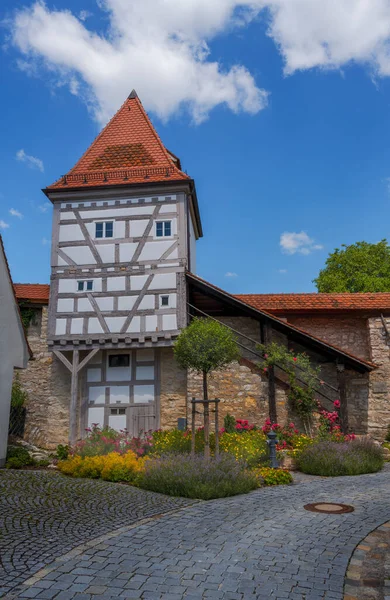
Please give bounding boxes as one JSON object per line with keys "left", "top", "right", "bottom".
{"left": 19, "top": 303, "right": 36, "bottom": 330}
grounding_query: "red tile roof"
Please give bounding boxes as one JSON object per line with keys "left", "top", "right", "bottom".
{"left": 46, "top": 91, "right": 190, "bottom": 191}
{"left": 235, "top": 293, "right": 390, "bottom": 314}
{"left": 14, "top": 284, "right": 50, "bottom": 304}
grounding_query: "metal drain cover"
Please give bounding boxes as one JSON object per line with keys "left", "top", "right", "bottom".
{"left": 304, "top": 503, "right": 354, "bottom": 514}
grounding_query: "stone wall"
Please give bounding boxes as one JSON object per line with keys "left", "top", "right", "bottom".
{"left": 287, "top": 315, "right": 371, "bottom": 361}
{"left": 160, "top": 348, "right": 187, "bottom": 429}
{"left": 18, "top": 307, "right": 71, "bottom": 449}
{"left": 367, "top": 317, "right": 390, "bottom": 439}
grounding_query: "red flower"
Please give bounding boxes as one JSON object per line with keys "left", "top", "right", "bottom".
{"left": 334, "top": 400, "right": 341, "bottom": 409}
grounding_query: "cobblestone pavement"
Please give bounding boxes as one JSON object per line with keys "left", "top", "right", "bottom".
{"left": 344, "top": 521, "right": 390, "bottom": 600}
{"left": 0, "top": 470, "right": 194, "bottom": 597}
{"left": 2, "top": 465, "right": 389, "bottom": 600}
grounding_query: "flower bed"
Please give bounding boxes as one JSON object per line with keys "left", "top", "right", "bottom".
{"left": 295, "top": 438, "right": 384, "bottom": 476}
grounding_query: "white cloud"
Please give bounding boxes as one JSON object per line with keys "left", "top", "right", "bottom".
{"left": 38, "top": 202, "right": 51, "bottom": 213}
{"left": 8, "top": 0, "right": 268, "bottom": 125}
{"left": 225, "top": 272, "right": 238, "bottom": 277}
{"left": 42, "top": 237, "right": 50, "bottom": 245}
{"left": 9, "top": 208, "right": 23, "bottom": 219}
{"left": 9, "top": 1, "right": 390, "bottom": 126}
{"left": 78, "top": 10, "right": 92, "bottom": 22}
{"left": 278, "top": 268, "right": 287, "bottom": 274}
{"left": 280, "top": 231, "right": 323, "bottom": 255}
{"left": 0, "top": 220, "right": 10, "bottom": 230}
{"left": 16, "top": 149, "right": 44, "bottom": 172}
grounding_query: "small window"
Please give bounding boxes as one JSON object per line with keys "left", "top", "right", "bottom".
{"left": 111, "top": 408, "right": 118, "bottom": 415}
{"left": 108, "top": 354, "right": 130, "bottom": 368}
{"left": 160, "top": 295, "right": 169, "bottom": 307}
{"left": 77, "top": 280, "right": 93, "bottom": 292}
{"left": 95, "top": 221, "right": 114, "bottom": 238}
{"left": 118, "top": 408, "right": 126, "bottom": 415}
{"left": 156, "top": 221, "right": 172, "bottom": 237}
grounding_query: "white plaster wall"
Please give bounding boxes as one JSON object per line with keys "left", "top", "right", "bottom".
{"left": 78, "top": 298, "right": 93, "bottom": 312}
{"left": 88, "top": 318, "right": 104, "bottom": 334}
{"left": 61, "top": 246, "right": 96, "bottom": 265}
{"left": 0, "top": 248, "right": 29, "bottom": 466}
{"left": 150, "top": 273, "right": 176, "bottom": 289}
{"left": 55, "top": 319, "right": 67, "bottom": 335}
{"left": 145, "top": 315, "right": 158, "bottom": 331}
{"left": 108, "top": 414, "right": 127, "bottom": 430}
{"left": 57, "top": 298, "right": 74, "bottom": 312}
{"left": 139, "top": 295, "right": 155, "bottom": 310}
{"left": 139, "top": 241, "right": 174, "bottom": 261}
{"left": 159, "top": 204, "right": 176, "bottom": 214}
{"left": 189, "top": 215, "right": 197, "bottom": 273}
{"left": 87, "top": 406, "right": 104, "bottom": 428}
{"left": 59, "top": 224, "right": 84, "bottom": 242}
{"left": 137, "top": 349, "right": 155, "bottom": 362}
{"left": 163, "top": 314, "right": 178, "bottom": 330}
{"left": 97, "top": 245, "right": 115, "bottom": 263}
{"left": 118, "top": 296, "right": 136, "bottom": 311}
{"left": 127, "top": 316, "right": 141, "bottom": 332}
{"left": 130, "top": 220, "right": 149, "bottom": 237}
{"left": 105, "top": 316, "right": 126, "bottom": 333}
{"left": 71, "top": 318, "right": 84, "bottom": 334}
{"left": 115, "top": 221, "right": 126, "bottom": 238}
{"left": 130, "top": 275, "right": 148, "bottom": 290}
{"left": 60, "top": 211, "right": 75, "bottom": 220}
{"left": 79, "top": 207, "right": 154, "bottom": 219}
{"left": 107, "top": 277, "right": 126, "bottom": 291}
{"left": 120, "top": 243, "right": 137, "bottom": 262}
{"left": 96, "top": 297, "right": 114, "bottom": 311}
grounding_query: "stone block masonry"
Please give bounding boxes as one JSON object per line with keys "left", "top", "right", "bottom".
{"left": 17, "top": 307, "right": 71, "bottom": 449}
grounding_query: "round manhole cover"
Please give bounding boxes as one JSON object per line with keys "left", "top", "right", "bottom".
{"left": 304, "top": 503, "right": 354, "bottom": 514}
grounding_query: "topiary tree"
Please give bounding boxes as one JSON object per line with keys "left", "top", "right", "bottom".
{"left": 174, "top": 317, "right": 240, "bottom": 401}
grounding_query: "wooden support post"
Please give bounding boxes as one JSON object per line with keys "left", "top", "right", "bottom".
{"left": 264, "top": 323, "right": 277, "bottom": 425}
{"left": 268, "top": 365, "right": 277, "bottom": 425}
{"left": 191, "top": 398, "right": 196, "bottom": 457}
{"left": 69, "top": 350, "right": 79, "bottom": 446}
{"left": 337, "top": 364, "right": 349, "bottom": 434}
{"left": 204, "top": 401, "right": 210, "bottom": 460}
{"left": 214, "top": 400, "right": 220, "bottom": 457}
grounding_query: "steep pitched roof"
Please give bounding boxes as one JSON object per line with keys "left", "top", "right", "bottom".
{"left": 235, "top": 293, "right": 390, "bottom": 314}
{"left": 46, "top": 91, "right": 190, "bottom": 190}
{"left": 14, "top": 284, "right": 50, "bottom": 304}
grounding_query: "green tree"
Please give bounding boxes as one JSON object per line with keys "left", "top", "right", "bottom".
{"left": 314, "top": 240, "right": 390, "bottom": 292}
{"left": 174, "top": 317, "right": 240, "bottom": 401}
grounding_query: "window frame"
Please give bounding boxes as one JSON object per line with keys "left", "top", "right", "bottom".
{"left": 160, "top": 294, "right": 170, "bottom": 308}
{"left": 95, "top": 220, "right": 114, "bottom": 239}
{"left": 108, "top": 354, "right": 130, "bottom": 368}
{"left": 155, "top": 220, "right": 172, "bottom": 238}
{"left": 77, "top": 280, "right": 94, "bottom": 292}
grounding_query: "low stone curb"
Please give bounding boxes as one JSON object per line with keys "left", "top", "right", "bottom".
{"left": 344, "top": 521, "right": 390, "bottom": 600}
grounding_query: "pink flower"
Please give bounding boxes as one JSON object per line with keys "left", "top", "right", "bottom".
{"left": 293, "top": 357, "right": 297, "bottom": 362}
{"left": 334, "top": 400, "right": 341, "bottom": 409}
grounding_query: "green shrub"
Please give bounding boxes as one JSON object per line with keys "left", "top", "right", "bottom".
{"left": 296, "top": 439, "right": 384, "bottom": 476}
{"left": 139, "top": 454, "right": 259, "bottom": 500}
{"left": 385, "top": 425, "right": 390, "bottom": 443}
{"left": 224, "top": 413, "right": 236, "bottom": 433}
{"left": 56, "top": 444, "right": 69, "bottom": 460}
{"left": 11, "top": 374, "right": 28, "bottom": 409}
{"left": 6, "top": 446, "right": 35, "bottom": 469}
{"left": 219, "top": 430, "right": 268, "bottom": 467}
{"left": 254, "top": 467, "right": 293, "bottom": 486}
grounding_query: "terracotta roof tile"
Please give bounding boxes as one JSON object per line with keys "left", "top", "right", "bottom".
{"left": 14, "top": 284, "right": 50, "bottom": 304}
{"left": 235, "top": 293, "right": 390, "bottom": 313}
{"left": 46, "top": 91, "right": 189, "bottom": 190}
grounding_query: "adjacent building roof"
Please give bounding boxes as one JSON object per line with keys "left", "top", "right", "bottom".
{"left": 14, "top": 284, "right": 50, "bottom": 304}
{"left": 187, "top": 273, "right": 376, "bottom": 372}
{"left": 45, "top": 90, "right": 190, "bottom": 191}
{"left": 236, "top": 293, "right": 390, "bottom": 314}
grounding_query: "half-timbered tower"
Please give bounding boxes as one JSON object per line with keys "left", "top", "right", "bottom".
{"left": 44, "top": 91, "right": 202, "bottom": 443}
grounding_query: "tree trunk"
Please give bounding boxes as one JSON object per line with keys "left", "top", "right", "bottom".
{"left": 203, "top": 371, "right": 210, "bottom": 459}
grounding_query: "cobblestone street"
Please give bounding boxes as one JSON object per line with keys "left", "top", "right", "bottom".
{"left": 0, "top": 471, "right": 194, "bottom": 596}
{"left": 1, "top": 467, "right": 390, "bottom": 600}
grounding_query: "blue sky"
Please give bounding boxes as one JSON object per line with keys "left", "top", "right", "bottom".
{"left": 2, "top": 0, "right": 390, "bottom": 293}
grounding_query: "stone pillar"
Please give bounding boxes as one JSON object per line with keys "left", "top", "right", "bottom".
{"left": 160, "top": 348, "right": 187, "bottom": 429}
{"left": 367, "top": 317, "right": 390, "bottom": 439}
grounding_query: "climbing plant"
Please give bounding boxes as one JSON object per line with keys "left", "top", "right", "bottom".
{"left": 19, "top": 303, "right": 35, "bottom": 330}
{"left": 258, "top": 342, "right": 320, "bottom": 433}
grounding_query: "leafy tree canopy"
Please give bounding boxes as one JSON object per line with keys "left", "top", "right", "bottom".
{"left": 174, "top": 317, "right": 239, "bottom": 375}
{"left": 313, "top": 240, "right": 390, "bottom": 293}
